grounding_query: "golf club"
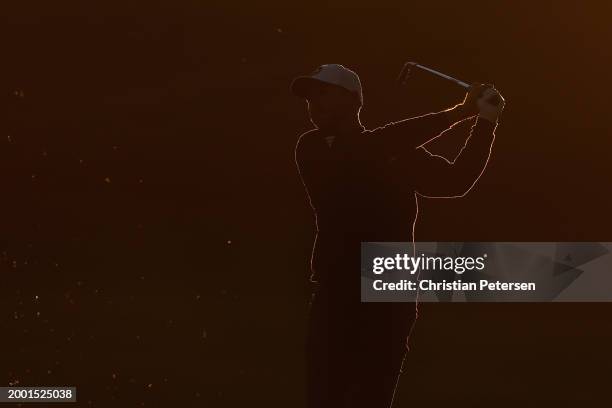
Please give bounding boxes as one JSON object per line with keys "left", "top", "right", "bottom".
{"left": 398, "top": 61, "right": 500, "bottom": 106}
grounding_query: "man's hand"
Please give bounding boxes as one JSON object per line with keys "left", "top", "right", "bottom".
{"left": 445, "top": 83, "right": 490, "bottom": 124}
{"left": 477, "top": 87, "right": 505, "bottom": 123}
{"left": 462, "top": 83, "right": 491, "bottom": 116}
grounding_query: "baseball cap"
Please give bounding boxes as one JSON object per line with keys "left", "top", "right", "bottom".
{"left": 291, "top": 64, "right": 363, "bottom": 105}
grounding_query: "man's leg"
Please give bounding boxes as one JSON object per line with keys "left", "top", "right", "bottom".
{"left": 305, "top": 284, "right": 414, "bottom": 408}
{"left": 306, "top": 287, "right": 358, "bottom": 408}
{"left": 347, "top": 303, "right": 415, "bottom": 408}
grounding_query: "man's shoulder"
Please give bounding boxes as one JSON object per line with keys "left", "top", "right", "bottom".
{"left": 296, "top": 128, "right": 322, "bottom": 145}
{"left": 295, "top": 129, "right": 323, "bottom": 158}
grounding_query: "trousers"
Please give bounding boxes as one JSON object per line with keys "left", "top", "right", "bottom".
{"left": 306, "top": 284, "right": 416, "bottom": 408}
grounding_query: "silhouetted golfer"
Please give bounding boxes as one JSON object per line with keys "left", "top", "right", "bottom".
{"left": 292, "top": 64, "right": 504, "bottom": 408}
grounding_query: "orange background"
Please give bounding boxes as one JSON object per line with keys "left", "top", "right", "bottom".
{"left": 1, "top": 1, "right": 611, "bottom": 406}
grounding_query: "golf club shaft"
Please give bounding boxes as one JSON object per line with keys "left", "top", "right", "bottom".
{"left": 398, "top": 61, "right": 500, "bottom": 106}
{"left": 411, "top": 63, "right": 470, "bottom": 88}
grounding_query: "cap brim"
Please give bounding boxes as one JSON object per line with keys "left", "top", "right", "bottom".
{"left": 290, "top": 76, "right": 324, "bottom": 98}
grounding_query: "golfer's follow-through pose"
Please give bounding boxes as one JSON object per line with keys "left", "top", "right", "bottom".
{"left": 292, "top": 64, "right": 504, "bottom": 407}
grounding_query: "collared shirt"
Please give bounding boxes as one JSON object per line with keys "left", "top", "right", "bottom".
{"left": 295, "top": 111, "right": 496, "bottom": 284}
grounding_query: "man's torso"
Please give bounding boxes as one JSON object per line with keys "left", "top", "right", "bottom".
{"left": 296, "top": 127, "right": 418, "bottom": 282}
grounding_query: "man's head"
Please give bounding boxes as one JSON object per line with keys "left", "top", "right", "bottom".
{"left": 291, "top": 64, "right": 363, "bottom": 131}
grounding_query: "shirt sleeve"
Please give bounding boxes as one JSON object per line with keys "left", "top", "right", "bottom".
{"left": 411, "top": 117, "right": 497, "bottom": 198}
{"left": 366, "top": 111, "right": 452, "bottom": 157}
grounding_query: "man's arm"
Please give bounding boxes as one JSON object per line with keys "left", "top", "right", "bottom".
{"left": 368, "top": 84, "right": 487, "bottom": 154}
{"left": 413, "top": 87, "right": 505, "bottom": 198}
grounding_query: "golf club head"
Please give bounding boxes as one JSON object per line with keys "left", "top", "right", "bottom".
{"left": 397, "top": 62, "right": 416, "bottom": 85}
